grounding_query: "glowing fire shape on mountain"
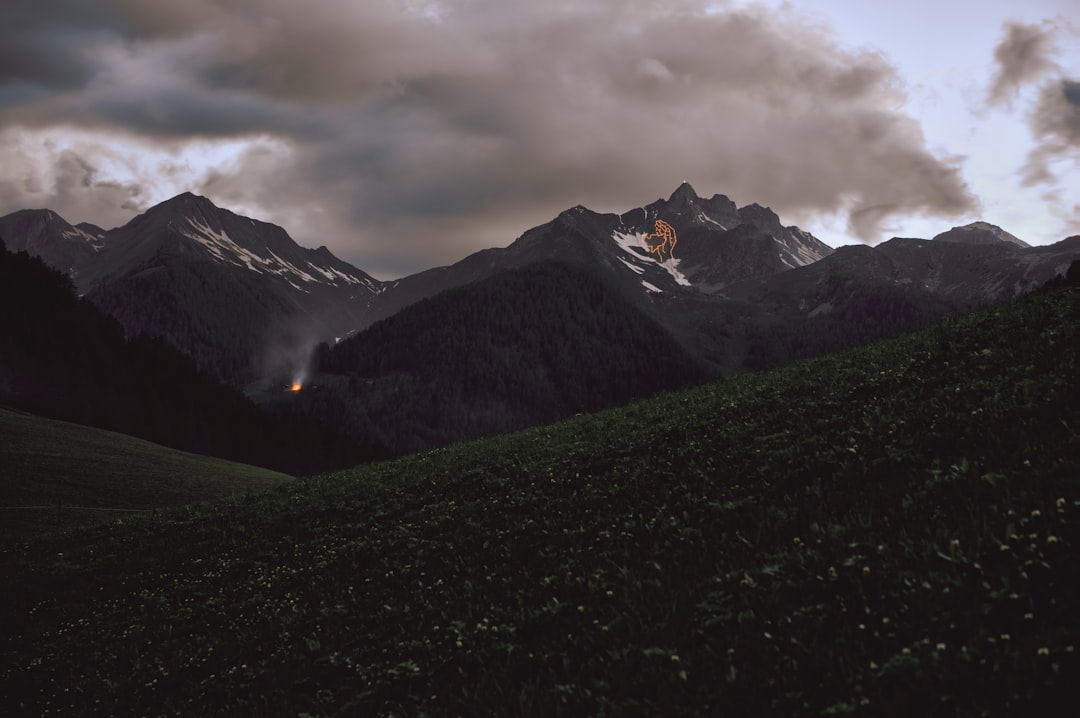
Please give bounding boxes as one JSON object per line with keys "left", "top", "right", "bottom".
{"left": 643, "top": 219, "right": 677, "bottom": 261}
{"left": 289, "top": 381, "right": 303, "bottom": 393}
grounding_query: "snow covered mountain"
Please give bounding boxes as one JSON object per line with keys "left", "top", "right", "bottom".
{"left": 610, "top": 185, "right": 833, "bottom": 292}
{"left": 3, "top": 186, "right": 1076, "bottom": 388}
{"left": 358, "top": 183, "right": 833, "bottom": 327}
{"left": 73, "top": 192, "right": 382, "bottom": 296}
{"left": 0, "top": 193, "right": 383, "bottom": 385}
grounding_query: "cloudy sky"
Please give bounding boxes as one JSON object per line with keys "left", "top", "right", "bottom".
{"left": 1, "top": 0, "right": 1077, "bottom": 278}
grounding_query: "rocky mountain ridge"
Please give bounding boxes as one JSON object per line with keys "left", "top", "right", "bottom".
{"left": 2, "top": 187, "right": 1077, "bottom": 388}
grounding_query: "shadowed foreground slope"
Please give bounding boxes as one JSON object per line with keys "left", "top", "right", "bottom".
{"left": 1, "top": 281, "right": 1078, "bottom": 716}
{"left": 0, "top": 407, "right": 292, "bottom": 541}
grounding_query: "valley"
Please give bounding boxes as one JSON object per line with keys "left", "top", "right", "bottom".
{"left": 2, "top": 183, "right": 1078, "bottom": 714}
{"left": 2, "top": 278, "right": 1076, "bottom": 714}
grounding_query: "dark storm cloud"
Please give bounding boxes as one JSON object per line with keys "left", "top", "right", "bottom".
{"left": 0, "top": 0, "right": 977, "bottom": 274}
{"left": 0, "top": 1, "right": 122, "bottom": 89}
{"left": 986, "top": 21, "right": 1060, "bottom": 106}
{"left": 1064, "top": 79, "right": 1080, "bottom": 107}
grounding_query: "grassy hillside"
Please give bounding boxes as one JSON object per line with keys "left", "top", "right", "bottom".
{"left": 0, "top": 408, "right": 292, "bottom": 540}
{"left": 2, "top": 283, "right": 1078, "bottom": 716}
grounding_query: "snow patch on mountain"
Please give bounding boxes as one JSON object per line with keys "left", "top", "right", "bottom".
{"left": 179, "top": 217, "right": 374, "bottom": 291}
{"left": 773, "top": 229, "right": 831, "bottom": 268}
{"left": 307, "top": 263, "right": 366, "bottom": 285}
{"left": 181, "top": 218, "right": 318, "bottom": 290}
{"left": 697, "top": 211, "right": 728, "bottom": 229}
{"left": 664, "top": 259, "right": 692, "bottom": 287}
{"left": 60, "top": 227, "right": 105, "bottom": 251}
{"left": 263, "top": 247, "right": 319, "bottom": 284}
{"left": 611, "top": 230, "right": 692, "bottom": 287}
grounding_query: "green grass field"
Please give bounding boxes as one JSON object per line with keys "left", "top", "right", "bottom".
{"left": 1, "top": 283, "right": 1078, "bottom": 716}
{"left": 0, "top": 408, "right": 292, "bottom": 540}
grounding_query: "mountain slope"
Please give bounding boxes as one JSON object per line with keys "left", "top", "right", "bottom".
{"left": 358, "top": 183, "right": 833, "bottom": 328}
{"left": 933, "top": 221, "right": 1030, "bottom": 247}
{"left": 75, "top": 193, "right": 379, "bottom": 293}
{"left": 83, "top": 193, "right": 385, "bottom": 385}
{"left": 352, "top": 186, "right": 1076, "bottom": 384}
{"left": 3, "top": 277, "right": 1077, "bottom": 715}
{"left": 1, "top": 194, "right": 384, "bottom": 386}
{"left": 0, "top": 244, "right": 385, "bottom": 475}
{"left": 0, "top": 208, "right": 105, "bottom": 277}
{"left": 255, "top": 261, "right": 711, "bottom": 454}
{"left": 0, "top": 407, "right": 291, "bottom": 540}
{"left": 702, "top": 233, "right": 1080, "bottom": 369}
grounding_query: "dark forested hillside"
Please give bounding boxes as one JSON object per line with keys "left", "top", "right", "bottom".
{"left": 737, "top": 274, "right": 957, "bottom": 371}
{"left": 86, "top": 254, "right": 308, "bottom": 386}
{"left": 260, "top": 262, "right": 711, "bottom": 454}
{"left": 0, "top": 243, "right": 386, "bottom": 475}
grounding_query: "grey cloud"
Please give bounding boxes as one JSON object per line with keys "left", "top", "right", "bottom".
{"left": 987, "top": 21, "right": 1060, "bottom": 106}
{"left": 0, "top": 145, "right": 144, "bottom": 228}
{"left": 109, "top": 0, "right": 492, "bottom": 102}
{"left": 1, "top": 0, "right": 977, "bottom": 274}
{"left": 981, "top": 21, "right": 1078, "bottom": 192}
{"left": 1021, "top": 78, "right": 1080, "bottom": 186}
{"left": 1068, "top": 204, "right": 1080, "bottom": 239}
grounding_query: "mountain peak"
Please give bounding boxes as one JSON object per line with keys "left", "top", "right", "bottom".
{"left": 736, "top": 203, "right": 782, "bottom": 234}
{"left": 5, "top": 208, "right": 66, "bottom": 224}
{"left": 157, "top": 191, "right": 220, "bottom": 213}
{"left": 667, "top": 182, "right": 699, "bottom": 204}
{"left": 933, "top": 222, "right": 1029, "bottom": 248}
{"left": 0, "top": 207, "right": 104, "bottom": 272}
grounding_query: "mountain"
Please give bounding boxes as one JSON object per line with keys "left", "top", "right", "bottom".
{"left": 73, "top": 192, "right": 379, "bottom": 293}
{"left": 933, "top": 221, "right": 1030, "bottom": 247}
{"left": 356, "top": 183, "right": 833, "bottom": 328}
{"left": 4, "top": 186, "right": 1077, "bottom": 406}
{"left": 705, "top": 233, "right": 1080, "bottom": 369}
{"left": 1, "top": 186, "right": 832, "bottom": 386}
{"left": 0, "top": 242, "right": 385, "bottom": 474}
{"left": 235, "top": 186, "right": 842, "bottom": 451}
{"left": 252, "top": 261, "right": 711, "bottom": 454}
{"left": 0, "top": 208, "right": 105, "bottom": 277}
{"left": 0, "top": 193, "right": 385, "bottom": 385}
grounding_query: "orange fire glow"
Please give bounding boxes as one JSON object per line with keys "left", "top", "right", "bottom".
{"left": 643, "top": 219, "right": 677, "bottom": 261}
{"left": 289, "top": 381, "right": 303, "bottom": 392}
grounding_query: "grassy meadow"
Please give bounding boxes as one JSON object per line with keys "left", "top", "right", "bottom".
{"left": 0, "top": 408, "right": 292, "bottom": 540}
{"left": 1, "top": 282, "right": 1078, "bottom": 715}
